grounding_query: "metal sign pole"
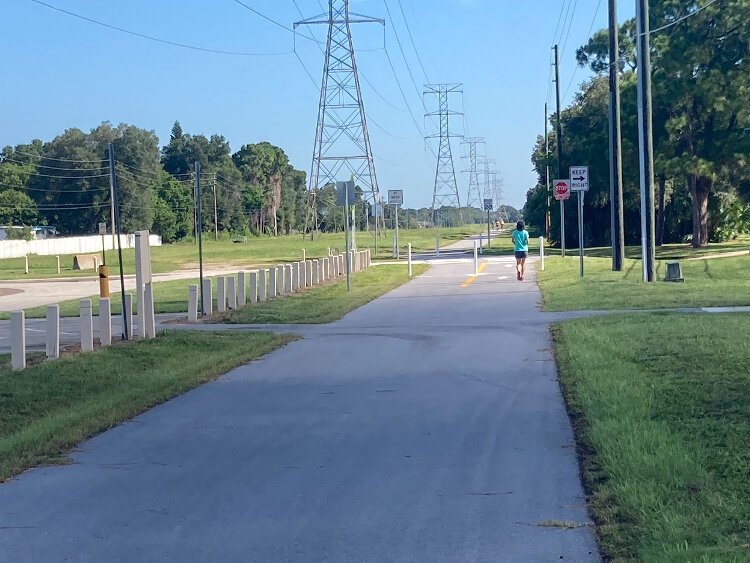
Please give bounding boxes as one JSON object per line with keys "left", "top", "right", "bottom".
{"left": 344, "top": 183, "right": 352, "bottom": 292}
{"left": 578, "top": 191, "right": 584, "bottom": 276}
{"left": 560, "top": 199, "right": 566, "bottom": 258}
{"left": 487, "top": 209, "right": 491, "bottom": 247}
{"left": 395, "top": 204, "right": 399, "bottom": 259}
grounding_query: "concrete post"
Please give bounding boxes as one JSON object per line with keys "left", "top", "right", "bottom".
{"left": 202, "top": 278, "right": 213, "bottom": 315}
{"left": 306, "top": 260, "right": 313, "bottom": 286}
{"left": 80, "top": 299, "right": 94, "bottom": 352}
{"left": 11, "top": 311, "right": 25, "bottom": 371}
{"left": 479, "top": 233, "right": 484, "bottom": 255}
{"left": 302, "top": 248, "right": 306, "bottom": 262}
{"left": 258, "top": 269, "right": 267, "bottom": 301}
{"left": 309, "top": 260, "right": 317, "bottom": 285}
{"left": 474, "top": 240, "right": 479, "bottom": 276}
{"left": 339, "top": 254, "right": 345, "bottom": 276}
{"left": 284, "top": 264, "right": 292, "bottom": 294}
{"left": 540, "top": 236, "right": 545, "bottom": 271}
{"left": 24, "top": 255, "right": 29, "bottom": 275}
{"left": 56, "top": 255, "right": 61, "bottom": 274}
{"left": 227, "top": 276, "right": 237, "bottom": 309}
{"left": 332, "top": 256, "right": 338, "bottom": 277}
{"left": 46, "top": 304, "right": 59, "bottom": 359}
{"left": 123, "top": 293, "right": 133, "bottom": 340}
{"left": 300, "top": 260, "right": 307, "bottom": 288}
{"left": 249, "top": 272, "right": 258, "bottom": 304}
{"left": 100, "top": 298, "right": 112, "bottom": 346}
{"left": 277, "top": 265, "right": 285, "bottom": 295}
{"left": 408, "top": 244, "right": 413, "bottom": 277}
{"left": 237, "top": 271, "right": 247, "bottom": 306}
{"left": 269, "top": 267, "right": 277, "bottom": 298}
{"left": 292, "top": 262, "right": 300, "bottom": 291}
{"left": 217, "top": 277, "right": 226, "bottom": 312}
{"left": 323, "top": 258, "right": 329, "bottom": 281}
{"left": 144, "top": 283, "right": 156, "bottom": 339}
{"left": 188, "top": 285, "right": 199, "bottom": 322}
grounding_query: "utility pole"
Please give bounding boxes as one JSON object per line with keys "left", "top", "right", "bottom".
{"left": 107, "top": 146, "right": 116, "bottom": 247}
{"left": 296, "top": 1, "right": 384, "bottom": 243}
{"left": 212, "top": 173, "right": 218, "bottom": 241}
{"left": 553, "top": 44, "right": 566, "bottom": 257}
{"left": 195, "top": 162, "right": 205, "bottom": 315}
{"left": 636, "top": 0, "right": 656, "bottom": 281}
{"left": 544, "top": 103, "right": 551, "bottom": 239}
{"left": 108, "top": 143, "right": 127, "bottom": 340}
{"left": 425, "top": 83, "right": 464, "bottom": 227}
{"left": 609, "top": 0, "right": 625, "bottom": 271}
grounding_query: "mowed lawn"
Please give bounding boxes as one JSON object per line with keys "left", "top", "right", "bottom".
{"left": 0, "top": 226, "right": 481, "bottom": 280}
{"left": 0, "top": 330, "right": 292, "bottom": 481}
{"left": 554, "top": 313, "right": 750, "bottom": 561}
{"left": 538, "top": 255, "right": 750, "bottom": 311}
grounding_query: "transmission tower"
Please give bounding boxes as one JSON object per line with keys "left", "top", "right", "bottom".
{"left": 481, "top": 157, "right": 496, "bottom": 200}
{"left": 295, "top": 1, "right": 384, "bottom": 236}
{"left": 461, "top": 137, "right": 485, "bottom": 211}
{"left": 424, "top": 83, "right": 463, "bottom": 227}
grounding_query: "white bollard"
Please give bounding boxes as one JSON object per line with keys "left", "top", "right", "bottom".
{"left": 436, "top": 234, "right": 440, "bottom": 257}
{"left": 249, "top": 272, "right": 258, "bottom": 304}
{"left": 100, "top": 297, "right": 112, "bottom": 346}
{"left": 339, "top": 254, "right": 344, "bottom": 276}
{"left": 277, "top": 266, "right": 285, "bottom": 295}
{"left": 11, "top": 311, "right": 26, "bottom": 370}
{"left": 284, "top": 264, "right": 292, "bottom": 293}
{"left": 318, "top": 259, "right": 324, "bottom": 282}
{"left": 202, "top": 278, "right": 213, "bottom": 315}
{"left": 393, "top": 237, "right": 397, "bottom": 258}
{"left": 258, "top": 269, "right": 267, "bottom": 301}
{"left": 24, "top": 255, "right": 29, "bottom": 275}
{"left": 123, "top": 293, "right": 133, "bottom": 340}
{"left": 473, "top": 240, "right": 479, "bottom": 276}
{"left": 408, "top": 243, "right": 413, "bottom": 277}
{"left": 227, "top": 276, "right": 237, "bottom": 309}
{"left": 144, "top": 283, "right": 156, "bottom": 339}
{"left": 46, "top": 304, "right": 60, "bottom": 359}
{"left": 327, "top": 247, "right": 331, "bottom": 257}
{"left": 306, "top": 260, "right": 313, "bottom": 286}
{"left": 312, "top": 260, "right": 319, "bottom": 285}
{"left": 80, "top": 299, "right": 94, "bottom": 352}
{"left": 237, "top": 271, "right": 247, "bottom": 306}
{"left": 269, "top": 267, "right": 277, "bottom": 298}
{"left": 188, "top": 285, "right": 198, "bottom": 322}
{"left": 479, "top": 233, "right": 484, "bottom": 255}
{"left": 300, "top": 260, "right": 307, "bottom": 288}
{"left": 302, "top": 248, "right": 306, "bottom": 262}
{"left": 540, "top": 236, "right": 545, "bottom": 271}
{"left": 217, "top": 277, "right": 226, "bottom": 312}
{"left": 56, "top": 255, "right": 61, "bottom": 274}
{"left": 323, "top": 258, "right": 330, "bottom": 281}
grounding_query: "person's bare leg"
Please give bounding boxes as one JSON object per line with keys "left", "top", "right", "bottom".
{"left": 520, "top": 257, "right": 526, "bottom": 280}
{"left": 516, "top": 258, "right": 522, "bottom": 280}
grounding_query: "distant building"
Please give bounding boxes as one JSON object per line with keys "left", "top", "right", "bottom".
{"left": 0, "top": 225, "right": 58, "bottom": 241}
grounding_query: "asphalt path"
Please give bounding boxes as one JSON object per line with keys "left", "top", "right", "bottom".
{"left": 0, "top": 256, "right": 600, "bottom": 562}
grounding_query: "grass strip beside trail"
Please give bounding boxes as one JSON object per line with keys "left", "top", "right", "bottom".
{"left": 227, "top": 263, "right": 428, "bottom": 324}
{"left": 554, "top": 313, "right": 750, "bottom": 561}
{"left": 538, "top": 255, "right": 750, "bottom": 311}
{"left": 0, "top": 330, "right": 293, "bottom": 481}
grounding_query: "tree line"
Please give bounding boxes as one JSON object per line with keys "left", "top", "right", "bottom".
{"left": 524, "top": 1, "right": 750, "bottom": 248}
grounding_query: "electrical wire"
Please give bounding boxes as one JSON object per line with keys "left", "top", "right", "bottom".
{"left": 231, "top": 0, "right": 322, "bottom": 44}
{"left": 0, "top": 157, "right": 106, "bottom": 172}
{"left": 559, "top": 0, "right": 579, "bottom": 59}
{"left": 644, "top": 0, "right": 720, "bottom": 35}
{"left": 30, "top": 0, "right": 292, "bottom": 56}
{"left": 562, "top": 0, "right": 603, "bottom": 103}
{"left": 395, "top": 0, "right": 430, "bottom": 82}
{"left": 8, "top": 148, "right": 107, "bottom": 164}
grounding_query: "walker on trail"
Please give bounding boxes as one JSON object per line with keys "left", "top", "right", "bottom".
{"left": 512, "top": 221, "right": 530, "bottom": 281}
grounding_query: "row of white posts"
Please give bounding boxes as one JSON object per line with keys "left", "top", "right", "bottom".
{"left": 186, "top": 249, "right": 373, "bottom": 322}
{"left": 10, "top": 293, "right": 146, "bottom": 371}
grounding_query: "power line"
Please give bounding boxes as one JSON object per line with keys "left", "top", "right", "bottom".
{"left": 7, "top": 149, "right": 107, "bottom": 164}
{"left": 382, "top": 0, "right": 425, "bottom": 112}
{"left": 645, "top": 0, "right": 720, "bottom": 35}
{"left": 394, "top": 0, "right": 430, "bottom": 82}
{"left": 31, "top": 0, "right": 292, "bottom": 56}
{"left": 232, "top": 0, "right": 321, "bottom": 44}
{"left": 560, "top": 0, "right": 579, "bottom": 58}
{"left": 562, "top": 0, "right": 603, "bottom": 103}
{"left": 0, "top": 157, "right": 107, "bottom": 172}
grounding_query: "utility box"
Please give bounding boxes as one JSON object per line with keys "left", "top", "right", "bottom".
{"left": 664, "top": 261, "right": 684, "bottom": 282}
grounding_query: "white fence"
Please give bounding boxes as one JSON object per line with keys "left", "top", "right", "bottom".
{"left": 0, "top": 234, "right": 162, "bottom": 259}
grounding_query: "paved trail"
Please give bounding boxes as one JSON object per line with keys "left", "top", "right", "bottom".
{"left": 0, "top": 256, "right": 599, "bottom": 562}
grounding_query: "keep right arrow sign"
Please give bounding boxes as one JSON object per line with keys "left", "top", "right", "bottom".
{"left": 569, "top": 166, "right": 589, "bottom": 191}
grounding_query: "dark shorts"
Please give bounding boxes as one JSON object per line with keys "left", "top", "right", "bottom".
{"left": 515, "top": 251, "right": 528, "bottom": 260}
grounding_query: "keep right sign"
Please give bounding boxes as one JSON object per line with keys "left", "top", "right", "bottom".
{"left": 553, "top": 179, "right": 570, "bottom": 201}
{"left": 569, "top": 166, "right": 589, "bottom": 192}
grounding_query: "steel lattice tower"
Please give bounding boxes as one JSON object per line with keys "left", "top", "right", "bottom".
{"left": 461, "top": 137, "right": 485, "bottom": 210}
{"left": 295, "top": 1, "right": 383, "bottom": 231}
{"left": 424, "top": 83, "right": 463, "bottom": 226}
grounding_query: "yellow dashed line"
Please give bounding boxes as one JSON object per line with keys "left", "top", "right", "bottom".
{"left": 461, "top": 262, "right": 487, "bottom": 288}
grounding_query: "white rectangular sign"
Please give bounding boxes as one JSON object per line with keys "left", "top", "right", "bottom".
{"left": 388, "top": 189, "right": 403, "bottom": 206}
{"left": 569, "top": 166, "right": 589, "bottom": 192}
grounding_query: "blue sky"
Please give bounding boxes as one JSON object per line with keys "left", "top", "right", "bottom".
{"left": 1, "top": 0, "right": 635, "bottom": 209}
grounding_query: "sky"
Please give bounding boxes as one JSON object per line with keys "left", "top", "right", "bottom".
{"left": 1, "top": 0, "right": 636, "bottom": 210}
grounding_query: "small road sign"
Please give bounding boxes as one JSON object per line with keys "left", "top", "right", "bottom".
{"left": 569, "top": 166, "right": 589, "bottom": 191}
{"left": 483, "top": 198, "right": 493, "bottom": 210}
{"left": 98, "top": 222, "right": 107, "bottom": 235}
{"left": 388, "top": 189, "right": 403, "bottom": 205}
{"left": 336, "top": 181, "right": 355, "bottom": 206}
{"left": 553, "top": 179, "right": 570, "bottom": 200}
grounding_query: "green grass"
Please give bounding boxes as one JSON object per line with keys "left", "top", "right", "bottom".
{"left": 0, "top": 330, "right": 292, "bottom": 481}
{"left": 537, "top": 255, "right": 750, "bottom": 311}
{"left": 554, "top": 313, "right": 750, "bottom": 561}
{"left": 227, "top": 263, "right": 428, "bottom": 324}
{"left": 1, "top": 227, "right": 482, "bottom": 280}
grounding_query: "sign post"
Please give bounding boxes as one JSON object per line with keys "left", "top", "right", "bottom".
{"left": 337, "top": 180, "right": 355, "bottom": 292}
{"left": 483, "top": 199, "right": 493, "bottom": 247}
{"left": 388, "top": 190, "right": 403, "bottom": 259}
{"left": 553, "top": 179, "right": 570, "bottom": 257}
{"left": 570, "top": 166, "right": 589, "bottom": 277}
{"left": 97, "top": 222, "right": 109, "bottom": 298}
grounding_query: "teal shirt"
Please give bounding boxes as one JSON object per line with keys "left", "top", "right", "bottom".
{"left": 512, "top": 229, "right": 529, "bottom": 252}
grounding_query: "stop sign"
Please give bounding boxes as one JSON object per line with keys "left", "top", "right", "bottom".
{"left": 554, "top": 180, "right": 570, "bottom": 200}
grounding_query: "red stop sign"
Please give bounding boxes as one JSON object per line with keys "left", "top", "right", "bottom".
{"left": 554, "top": 181, "right": 570, "bottom": 200}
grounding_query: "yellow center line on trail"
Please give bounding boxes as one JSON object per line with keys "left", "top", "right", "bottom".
{"left": 461, "top": 262, "right": 487, "bottom": 288}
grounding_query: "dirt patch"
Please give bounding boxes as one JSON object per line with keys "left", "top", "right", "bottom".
{"left": 0, "top": 288, "right": 24, "bottom": 297}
